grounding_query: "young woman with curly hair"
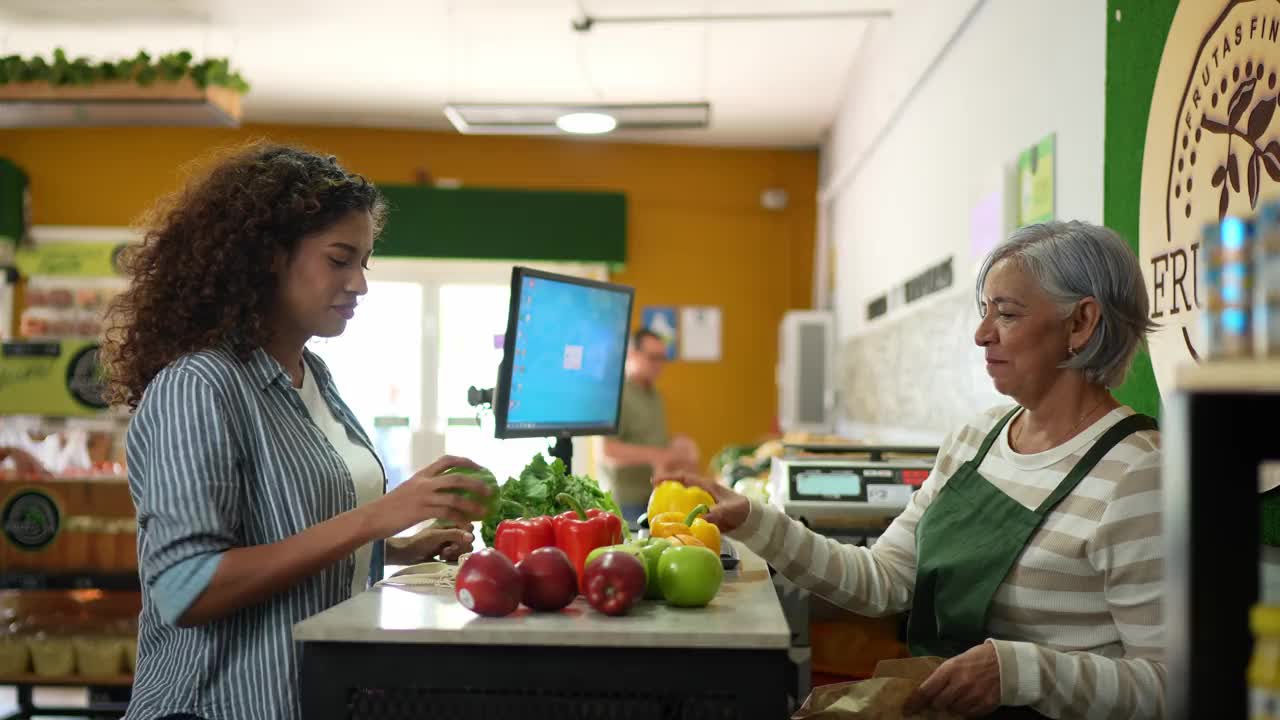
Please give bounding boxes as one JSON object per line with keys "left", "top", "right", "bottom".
{"left": 104, "top": 142, "right": 491, "bottom": 720}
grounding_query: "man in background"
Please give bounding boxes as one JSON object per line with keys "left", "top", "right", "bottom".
{"left": 600, "top": 329, "right": 699, "bottom": 528}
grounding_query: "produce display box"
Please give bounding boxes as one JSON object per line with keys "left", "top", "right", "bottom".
{"left": 0, "top": 589, "right": 139, "bottom": 695}
{"left": 0, "top": 672, "right": 132, "bottom": 686}
{"left": 0, "top": 474, "right": 131, "bottom": 516}
{"left": 1, "top": 475, "right": 136, "bottom": 576}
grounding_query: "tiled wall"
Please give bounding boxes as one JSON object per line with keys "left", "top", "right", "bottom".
{"left": 836, "top": 291, "right": 1007, "bottom": 440}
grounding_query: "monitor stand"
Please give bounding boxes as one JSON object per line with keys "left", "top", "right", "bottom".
{"left": 549, "top": 434, "right": 574, "bottom": 475}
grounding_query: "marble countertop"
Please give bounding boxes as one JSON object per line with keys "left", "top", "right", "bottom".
{"left": 293, "top": 542, "right": 791, "bottom": 650}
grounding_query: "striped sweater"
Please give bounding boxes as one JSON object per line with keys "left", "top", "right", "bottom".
{"left": 732, "top": 405, "right": 1164, "bottom": 719}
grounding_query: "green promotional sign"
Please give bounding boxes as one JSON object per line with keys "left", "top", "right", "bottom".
{"left": 0, "top": 340, "right": 109, "bottom": 417}
{"left": 1018, "top": 133, "right": 1056, "bottom": 226}
{"left": 15, "top": 243, "right": 126, "bottom": 278}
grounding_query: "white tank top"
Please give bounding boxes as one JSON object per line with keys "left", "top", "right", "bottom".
{"left": 296, "top": 365, "right": 384, "bottom": 596}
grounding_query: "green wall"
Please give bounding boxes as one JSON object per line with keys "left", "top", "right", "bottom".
{"left": 1104, "top": 0, "right": 1179, "bottom": 419}
{"left": 376, "top": 185, "right": 627, "bottom": 264}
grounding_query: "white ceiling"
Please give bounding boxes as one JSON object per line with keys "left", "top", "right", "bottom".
{"left": 0, "top": 0, "right": 892, "bottom": 147}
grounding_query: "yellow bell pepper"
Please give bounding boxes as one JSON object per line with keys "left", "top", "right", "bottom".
{"left": 663, "top": 533, "right": 706, "bottom": 548}
{"left": 648, "top": 480, "right": 716, "bottom": 520}
{"left": 649, "top": 505, "right": 721, "bottom": 555}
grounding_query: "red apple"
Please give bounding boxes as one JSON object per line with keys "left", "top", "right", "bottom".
{"left": 455, "top": 548, "right": 522, "bottom": 617}
{"left": 517, "top": 546, "right": 578, "bottom": 612}
{"left": 582, "top": 551, "right": 647, "bottom": 616}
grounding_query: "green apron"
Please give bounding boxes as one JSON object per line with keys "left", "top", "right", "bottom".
{"left": 908, "top": 408, "right": 1158, "bottom": 718}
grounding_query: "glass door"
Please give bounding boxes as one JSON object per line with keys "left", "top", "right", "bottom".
{"left": 311, "top": 259, "right": 608, "bottom": 484}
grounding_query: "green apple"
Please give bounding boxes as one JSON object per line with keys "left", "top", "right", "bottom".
{"left": 586, "top": 539, "right": 671, "bottom": 599}
{"left": 586, "top": 544, "right": 648, "bottom": 583}
{"left": 657, "top": 545, "right": 723, "bottom": 608}
{"left": 635, "top": 538, "right": 671, "bottom": 600}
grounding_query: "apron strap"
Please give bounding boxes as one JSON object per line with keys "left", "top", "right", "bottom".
{"left": 970, "top": 407, "right": 1021, "bottom": 467}
{"left": 1033, "top": 413, "right": 1159, "bottom": 515}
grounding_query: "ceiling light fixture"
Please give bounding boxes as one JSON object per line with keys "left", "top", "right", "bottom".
{"left": 555, "top": 111, "right": 616, "bottom": 134}
{"left": 443, "top": 102, "right": 709, "bottom": 136}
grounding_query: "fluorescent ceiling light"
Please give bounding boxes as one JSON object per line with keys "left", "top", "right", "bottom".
{"left": 555, "top": 111, "right": 616, "bottom": 135}
{"left": 443, "top": 102, "right": 709, "bottom": 136}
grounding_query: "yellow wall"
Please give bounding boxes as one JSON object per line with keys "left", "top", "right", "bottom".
{"left": 0, "top": 124, "right": 816, "bottom": 465}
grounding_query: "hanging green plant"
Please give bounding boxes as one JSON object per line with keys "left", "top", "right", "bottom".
{"left": 0, "top": 49, "right": 250, "bottom": 93}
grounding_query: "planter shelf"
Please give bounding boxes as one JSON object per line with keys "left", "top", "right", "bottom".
{"left": 0, "top": 77, "right": 242, "bottom": 128}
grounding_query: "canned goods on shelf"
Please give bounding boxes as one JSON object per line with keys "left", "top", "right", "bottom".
{"left": 1201, "top": 216, "right": 1256, "bottom": 359}
{"left": 1259, "top": 202, "right": 1280, "bottom": 356}
{"left": 1251, "top": 604, "right": 1280, "bottom": 720}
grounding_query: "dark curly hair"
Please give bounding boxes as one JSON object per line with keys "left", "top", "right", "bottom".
{"left": 103, "top": 141, "right": 387, "bottom": 409}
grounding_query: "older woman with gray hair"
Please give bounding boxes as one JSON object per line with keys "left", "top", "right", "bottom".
{"left": 662, "top": 221, "right": 1164, "bottom": 719}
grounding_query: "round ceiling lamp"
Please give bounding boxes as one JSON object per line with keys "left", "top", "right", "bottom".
{"left": 554, "top": 111, "right": 617, "bottom": 134}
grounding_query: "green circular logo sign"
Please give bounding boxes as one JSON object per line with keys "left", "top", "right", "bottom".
{"left": 2, "top": 489, "right": 60, "bottom": 551}
{"left": 66, "top": 344, "right": 108, "bottom": 410}
{"left": 110, "top": 243, "right": 128, "bottom": 274}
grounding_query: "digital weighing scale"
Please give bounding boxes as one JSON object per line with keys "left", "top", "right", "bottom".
{"left": 767, "top": 444, "right": 939, "bottom": 533}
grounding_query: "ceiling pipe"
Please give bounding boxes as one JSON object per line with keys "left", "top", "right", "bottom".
{"left": 572, "top": 9, "right": 892, "bottom": 32}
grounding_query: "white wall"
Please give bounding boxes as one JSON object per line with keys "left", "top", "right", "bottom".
{"left": 820, "top": 0, "right": 1107, "bottom": 441}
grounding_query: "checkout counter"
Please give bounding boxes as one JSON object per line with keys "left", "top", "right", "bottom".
{"left": 289, "top": 442, "right": 936, "bottom": 719}
{"left": 762, "top": 443, "right": 938, "bottom": 699}
{"left": 293, "top": 544, "right": 792, "bottom": 719}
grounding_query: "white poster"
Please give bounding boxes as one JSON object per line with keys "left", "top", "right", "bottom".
{"left": 679, "top": 306, "right": 721, "bottom": 362}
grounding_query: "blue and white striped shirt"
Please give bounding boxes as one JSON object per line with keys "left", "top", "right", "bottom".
{"left": 124, "top": 345, "right": 384, "bottom": 720}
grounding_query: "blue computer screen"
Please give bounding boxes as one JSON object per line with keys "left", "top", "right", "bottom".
{"left": 504, "top": 274, "right": 631, "bottom": 431}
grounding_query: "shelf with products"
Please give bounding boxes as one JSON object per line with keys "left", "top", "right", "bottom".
{"left": 1164, "top": 359, "right": 1279, "bottom": 719}
{"left": 2, "top": 226, "right": 135, "bottom": 414}
{"left": 0, "top": 633, "right": 136, "bottom": 682}
{"left": 0, "top": 573, "right": 138, "bottom": 592}
{"left": 0, "top": 589, "right": 140, "bottom": 668}
{"left": 1, "top": 475, "right": 137, "bottom": 584}
{"left": 0, "top": 415, "right": 134, "bottom": 594}
{"left": 16, "top": 277, "right": 125, "bottom": 342}
{"left": 0, "top": 432, "right": 138, "bottom": 715}
{"left": 0, "top": 672, "right": 132, "bottom": 687}
{"left": 0, "top": 604, "right": 138, "bottom": 717}
{"left": 1174, "top": 358, "right": 1280, "bottom": 393}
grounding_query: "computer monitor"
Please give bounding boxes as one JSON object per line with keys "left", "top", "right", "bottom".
{"left": 493, "top": 267, "right": 635, "bottom": 443}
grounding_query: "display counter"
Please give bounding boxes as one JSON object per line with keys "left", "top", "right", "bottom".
{"left": 294, "top": 542, "right": 791, "bottom": 719}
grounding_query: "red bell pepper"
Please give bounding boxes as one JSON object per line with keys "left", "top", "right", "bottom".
{"left": 493, "top": 515, "right": 555, "bottom": 565}
{"left": 552, "top": 493, "right": 623, "bottom": 592}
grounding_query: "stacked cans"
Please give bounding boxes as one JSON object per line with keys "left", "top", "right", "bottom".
{"left": 1261, "top": 203, "right": 1280, "bottom": 356}
{"left": 1202, "top": 215, "right": 1254, "bottom": 358}
{"left": 1201, "top": 207, "right": 1280, "bottom": 359}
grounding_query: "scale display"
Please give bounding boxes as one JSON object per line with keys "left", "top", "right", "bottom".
{"left": 794, "top": 470, "right": 864, "bottom": 498}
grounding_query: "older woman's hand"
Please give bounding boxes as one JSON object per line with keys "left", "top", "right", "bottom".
{"left": 651, "top": 472, "right": 750, "bottom": 533}
{"left": 903, "top": 641, "right": 1001, "bottom": 717}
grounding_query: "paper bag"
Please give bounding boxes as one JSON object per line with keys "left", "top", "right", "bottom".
{"left": 790, "top": 656, "right": 962, "bottom": 720}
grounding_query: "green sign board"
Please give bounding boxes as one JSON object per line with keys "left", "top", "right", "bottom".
{"left": 1018, "top": 133, "right": 1056, "bottom": 226}
{"left": 15, "top": 242, "right": 126, "bottom": 278}
{"left": 0, "top": 340, "right": 109, "bottom": 417}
